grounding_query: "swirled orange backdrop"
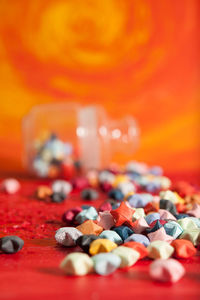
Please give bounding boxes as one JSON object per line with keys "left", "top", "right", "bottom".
{"left": 0, "top": 0, "right": 199, "bottom": 175}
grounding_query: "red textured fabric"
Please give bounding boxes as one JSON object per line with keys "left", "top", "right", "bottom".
{"left": 0, "top": 178, "right": 200, "bottom": 300}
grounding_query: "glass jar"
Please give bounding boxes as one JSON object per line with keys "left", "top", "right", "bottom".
{"left": 22, "top": 103, "right": 139, "bottom": 178}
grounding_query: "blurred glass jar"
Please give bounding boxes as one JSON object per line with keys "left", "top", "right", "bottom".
{"left": 22, "top": 103, "right": 139, "bottom": 178}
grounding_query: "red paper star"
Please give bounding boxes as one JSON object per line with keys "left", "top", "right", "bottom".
{"left": 110, "top": 202, "right": 135, "bottom": 226}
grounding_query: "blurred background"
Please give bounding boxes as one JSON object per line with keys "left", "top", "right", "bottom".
{"left": 0, "top": 0, "right": 199, "bottom": 176}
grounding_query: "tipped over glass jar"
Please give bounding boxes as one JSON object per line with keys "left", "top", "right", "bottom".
{"left": 22, "top": 103, "right": 139, "bottom": 178}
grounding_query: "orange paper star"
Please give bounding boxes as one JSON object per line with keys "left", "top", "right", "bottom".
{"left": 110, "top": 202, "right": 135, "bottom": 227}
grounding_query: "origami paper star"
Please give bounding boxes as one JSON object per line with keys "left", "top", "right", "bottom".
{"left": 147, "top": 241, "right": 174, "bottom": 259}
{"left": 149, "top": 259, "right": 185, "bottom": 283}
{"left": 96, "top": 211, "right": 115, "bottom": 230}
{"left": 147, "top": 227, "right": 174, "bottom": 243}
{"left": 179, "top": 229, "right": 200, "bottom": 246}
{"left": 123, "top": 241, "right": 148, "bottom": 259}
{"left": 89, "top": 239, "right": 117, "bottom": 255}
{"left": 171, "top": 239, "right": 197, "bottom": 258}
{"left": 76, "top": 220, "right": 103, "bottom": 235}
{"left": 131, "top": 217, "right": 149, "bottom": 234}
{"left": 110, "top": 202, "right": 135, "bottom": 227}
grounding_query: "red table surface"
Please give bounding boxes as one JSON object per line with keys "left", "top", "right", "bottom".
{"left": 0, "top": 174, "right": 200, "bottom": 300}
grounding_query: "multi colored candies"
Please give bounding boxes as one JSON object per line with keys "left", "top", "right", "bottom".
{"left": 2, "top": 159, "right": 198, "bottom": 283}
{"left": 32, "top": 133, "right": 78, "bottom": 178}
{"left": 35, "top": 179, "right": 72, "bottom": 203}
{"left": 53, "top": 162, "right": 200, "bottom": 280}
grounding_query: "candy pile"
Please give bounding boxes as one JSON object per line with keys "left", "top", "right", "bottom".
{"left": 35, "top": 180, "right": 73, "bottom": 203}
{"left": 35, "top": 180, "right": 100, "bottom": 204}
{"left": 1, "top": 160, "right": 200, "bottom": 284}
{"left": 32, "top": 133, "right": 80, "bottom": 178}
{"left": 51, "top": 161, "right": 200, "bottom": 282}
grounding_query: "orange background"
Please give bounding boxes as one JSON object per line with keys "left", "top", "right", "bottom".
{"left": 0, "top": 0, "right": 199, "bottom": 176}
